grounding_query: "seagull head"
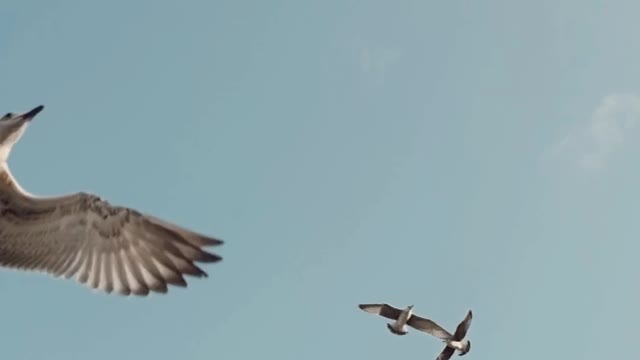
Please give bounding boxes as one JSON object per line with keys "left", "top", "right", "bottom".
{"left": 0, "top": 105, "right": 44, "bottom": 163}
{"left": 408, "top": 305, "right": 414, "bottom": 310}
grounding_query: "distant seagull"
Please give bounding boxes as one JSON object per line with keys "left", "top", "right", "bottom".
{"left": 358, "top": 303, "right": 445, "bottom": 336}
{"left": 412, "top": 310, "right": 473, "bottom": 360}
{"left": 0, "top": 106, "right": 223, "bottom": 296}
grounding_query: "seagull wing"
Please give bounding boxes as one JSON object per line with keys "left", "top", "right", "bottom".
{"left": 406, "top": 315, "right": 453, "bottom": 340}
{"left": 436, "top": 346, "right": 455, "bottom": 360}
{"left": 0, "top": 191, "right": 223, "bottom": 296}
{"left": 358, "top": 303, "right": 403, "bottom": 320}
{"left": 452, "top": 310, "right": 473, "bottom": 340}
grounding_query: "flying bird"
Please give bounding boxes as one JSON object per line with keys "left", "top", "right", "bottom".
{"left": 0, "top": 105, "right": 223, "bottom": 296}
{"left": 358, "top": 303, "right": 443, "bottom": 336}
{"left": 412, "top": 310, "right": 473, "bottom": 360}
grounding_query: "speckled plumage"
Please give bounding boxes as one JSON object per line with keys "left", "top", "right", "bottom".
{"left": 0, "top": 106, "right": 223, "bottom": 296}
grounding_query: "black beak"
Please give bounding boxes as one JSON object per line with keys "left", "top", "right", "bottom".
{"left": 21, "top": 105, "right": 44, "bottom": 120}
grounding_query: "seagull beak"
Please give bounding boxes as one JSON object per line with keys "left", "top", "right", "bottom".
{"left": 19, "top": 105, "right": 44, "bottom": 121}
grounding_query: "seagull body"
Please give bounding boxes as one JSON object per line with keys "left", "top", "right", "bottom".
{"left": 388, "top": 304, "right": 413, "bottom": 335}
{"left": 0, "top": 106, "right": 223, "bottom": 296}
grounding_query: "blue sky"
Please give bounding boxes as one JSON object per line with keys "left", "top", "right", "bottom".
{"left": 1, "top": 1, "right": 639, "bottom": 359}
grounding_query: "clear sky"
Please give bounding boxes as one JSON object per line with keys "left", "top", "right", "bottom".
{"left": 1, "top": 1, "right": 639, "bottom": 359}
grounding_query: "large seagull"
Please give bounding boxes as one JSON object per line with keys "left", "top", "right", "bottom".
{"left": 0, "top": 105, "right": 223, "bottom": 296}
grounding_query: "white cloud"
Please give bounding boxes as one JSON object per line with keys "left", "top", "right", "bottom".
{"left": 550, "top": 93, "right": 640, "bottom": 171}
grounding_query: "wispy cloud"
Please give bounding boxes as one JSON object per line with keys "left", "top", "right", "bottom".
{"left": 548, "top": 93, "right": 640, "bottom": 171}
{"left": 359, "top": 47, "right": 402, "bottom": 84}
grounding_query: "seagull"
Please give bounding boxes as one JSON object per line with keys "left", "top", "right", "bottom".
{"left": 0, "top": 105, "right": 223, "bottom": 296}
{"left": 358, "top": 303, "right": 441, "bottom": 336}
{"left": 412, "top": 310, "right": 473, "bottom": 360}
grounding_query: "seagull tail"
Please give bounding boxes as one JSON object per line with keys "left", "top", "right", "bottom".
{"left": 386, "top": 323, "right": 408, "bottom": 336}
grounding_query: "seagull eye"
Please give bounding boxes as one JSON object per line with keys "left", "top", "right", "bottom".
{"left": 2, "top": 113, "right": 13, "bottom": 120}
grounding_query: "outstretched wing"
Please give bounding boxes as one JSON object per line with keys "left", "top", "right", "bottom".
{"left": 453, "top": 310, "right": 473, "bottom": 340}
{"left": 0, "top": 192, "right": 223, "bottom": 296}
{"left": 436, "top": 346, "right": 455, "bottom": 360}
{"left": 358, "top": 303, "right": 403, "bottom": 320}
{"left": 406, "top": 314, "right": 453, "bottom": 340}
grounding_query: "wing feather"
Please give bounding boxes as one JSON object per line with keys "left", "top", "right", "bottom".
{"left": 436, "top": 346, "right": 455, "bottom": 360}
{"left": 101, "top": 252, "right": 113, "bottom": 293}
{"left": 406, "top": 315, "right": 453, "bottom": 340}
{"left": 90, "top": 247, "right": 103, "bottom": 289}
{"left": 0, "top": 192, "right": 223, "bottom": 296}
{"left": 358, "top": 303, "right": 403, "bottom": 320}
{"left": 453, "top": 310, "right": 473, "bottom": 340}
{"left": 114, "top": 250, "right": 131, "bottom": 296}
